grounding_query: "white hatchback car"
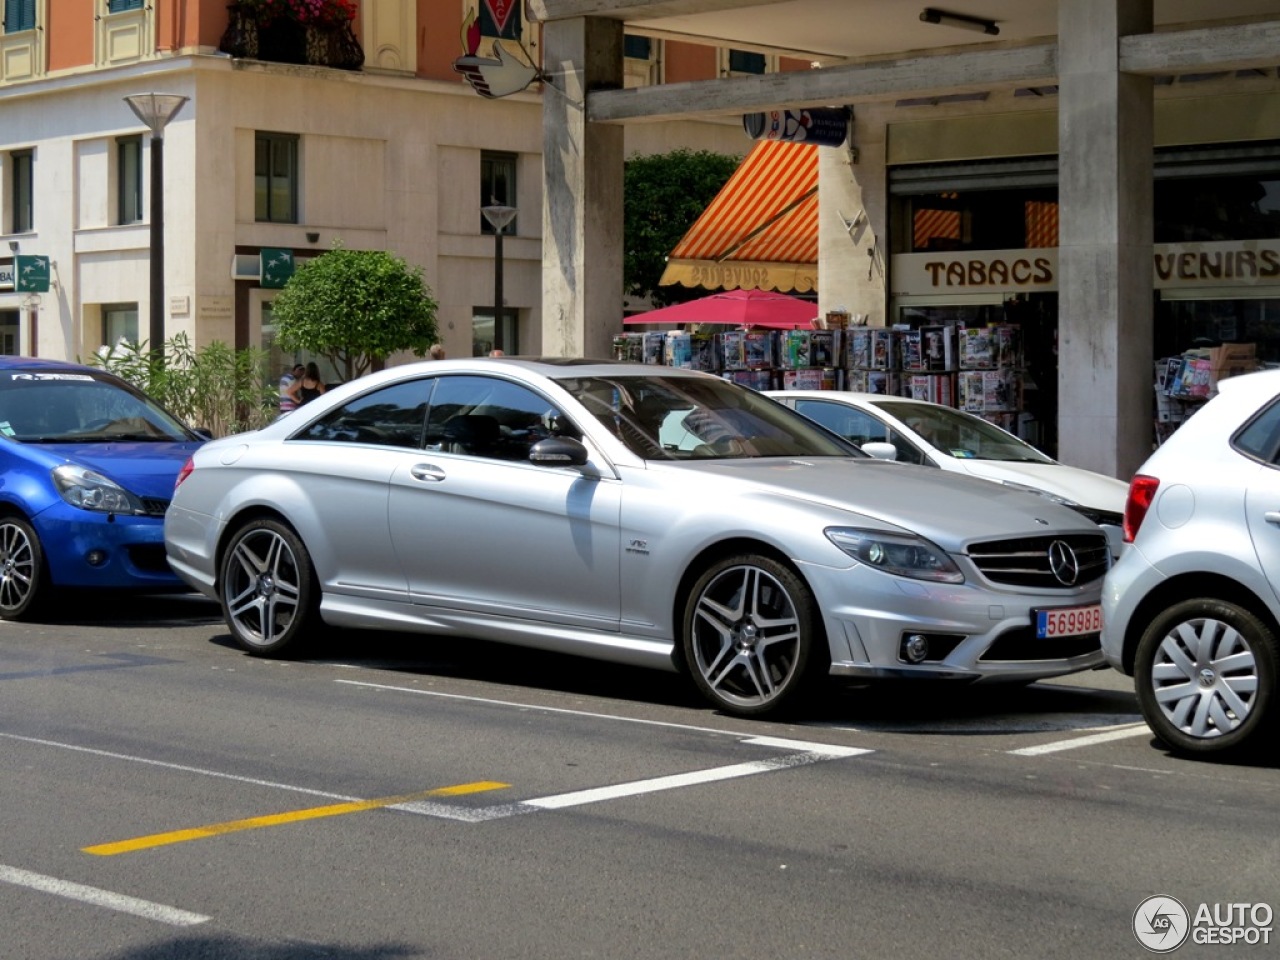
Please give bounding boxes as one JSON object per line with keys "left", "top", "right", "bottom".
{"left": 1102, "top": 368, "right": 1280, "bottom": 758}
{"left": 766, "top": 391, "right": 1129, "bottom": 557}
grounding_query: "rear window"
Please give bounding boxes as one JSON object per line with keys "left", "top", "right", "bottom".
{"left": 1232, "top": 396, "right": 1280, "bottom": 464}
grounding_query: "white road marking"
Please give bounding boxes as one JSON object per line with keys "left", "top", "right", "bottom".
{"left": 0, "top": 864, "right": 209, "bottom": 927}
{"left": 0, "top": 731, "right": 361, "bottom": 802}
{"left": 1007, "top": 722, "right": 1151, "bottom": 755}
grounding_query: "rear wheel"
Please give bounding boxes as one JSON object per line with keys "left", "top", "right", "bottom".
{"left": 219, "top": 518, "right": 320, "bottom": 656}
{"left": 0, "top": 517, "right": 49, "bottom": 620}
{"left": 682, "top": 553, "right": 826, "bottom": 717}
{"left": 1133, "top": 598, "right": 1277, "bottom": 757}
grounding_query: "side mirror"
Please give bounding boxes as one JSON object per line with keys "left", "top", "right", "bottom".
{"left": 861, "top": 441, "right": 899, "bottom": 461}
{"left": 530, "top": 436, "right": 589, "bottom": 467}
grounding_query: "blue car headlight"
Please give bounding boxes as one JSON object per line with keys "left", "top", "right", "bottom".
{"left": 825, "top": 527, "right": 964, "bottom": 583}
{"left": 52, "top": 464, "right": 146, "bottom": 515}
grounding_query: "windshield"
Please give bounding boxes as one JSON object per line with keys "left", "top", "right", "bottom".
{"left": 0, "top": 371, "right": 197, "bottom": 444}
{"left": 557, "top": 373, "right": 862, "bottom": 460}
{"left": 869, "top": 399, "right": 1053, "bottom": 463}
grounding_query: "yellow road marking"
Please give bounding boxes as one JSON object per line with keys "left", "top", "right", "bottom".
{"left": 83, "top": 781, "right": 510, "bottom": 856}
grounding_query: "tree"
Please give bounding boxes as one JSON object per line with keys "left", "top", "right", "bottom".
{"left": 624, "top": 148, "right": 741, "bottom": 308}
{"left": 271, "top": 244, "right": 439, "bottom": 382}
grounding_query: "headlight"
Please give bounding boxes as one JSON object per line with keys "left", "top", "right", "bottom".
{"left": 825, "top": 527, "right": 963, "bottom": 583}
{"left": 52, "top": 465, "right": 145, "bottom": 515}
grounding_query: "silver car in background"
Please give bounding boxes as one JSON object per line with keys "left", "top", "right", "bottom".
{"left": 165, "top": 358, "right": 1111, "bottom": 718}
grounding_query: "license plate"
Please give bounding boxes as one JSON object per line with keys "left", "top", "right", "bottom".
{"left": 1035, "top": 604, "right": 1103, "bottom": 638}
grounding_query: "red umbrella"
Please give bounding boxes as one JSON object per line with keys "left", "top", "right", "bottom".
{"left": 623, "top": 288, "right": 818, "bottom": 330}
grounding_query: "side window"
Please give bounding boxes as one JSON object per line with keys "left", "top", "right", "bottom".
{"left": 3, "top": 0, "right": 35, "bottom": 32}
{"left": 294, "top": 380, "right": 433, "bottom": 448}
{"left": 1233, "top": 397, "right": 1280, "bottom": 465}
{"left": 10, "top": 149, "right": 33, "bottom": 233}
{"left": 793, "top": 399, "right": 928, "bottom": 465}
{"left": 117, "top": 136, "right": 143, "bottom": 225}
{"left": 480, "top": 151, "right": 516, "bottom": 234}
{"left": 255, "top": 132, "right": 299, "bottom": 224}
{"left": 426, "top": 375, "right": 579, "bottom": 461}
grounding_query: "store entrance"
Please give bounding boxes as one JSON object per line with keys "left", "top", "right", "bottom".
{"left": 893, "top": 293, "right": 1060, "bottom": 459}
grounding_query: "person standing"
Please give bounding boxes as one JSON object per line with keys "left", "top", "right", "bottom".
{"left": 292, "top": 362, "right": 327, "bottom": 406}
{"left": 429, "top": 344, "right": 446, "bottom": 360}
{"left": 278, "top": 363, "right": 304, "bottom": 417}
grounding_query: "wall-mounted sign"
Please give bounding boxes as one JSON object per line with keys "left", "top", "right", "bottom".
{"left": 14, "top": 255, "right": 50, "bottom": 293}
{"left": 891, "top": 239, "right": 1280, "bottom": 296}
{"left": 260, "top": 248, "right": 295, "bottom": 289}
{"left": 453, "top": 7, "right": 543, "bottom": 99}
{"left": 743, "top": 108, "right": 850, "bottom": 148}
{"left": 0, "top": 261, "right": 13, "bottom": 290}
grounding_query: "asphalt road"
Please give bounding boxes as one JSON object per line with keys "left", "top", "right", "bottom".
{"left": 1, "top": 592, "right": 1276, "bottom": 960}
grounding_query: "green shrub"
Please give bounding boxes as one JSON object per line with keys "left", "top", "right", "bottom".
{"left": 88, "top": 333, "right": 279, "bottom": 438}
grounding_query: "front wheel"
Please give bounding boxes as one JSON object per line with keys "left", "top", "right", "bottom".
{"left": 681, "top": 553, "right": 826, "bottom": 717}
{"left": 0, "top": 517, "right": 49, "bottom": 621}
{"left": 1133, "top": 598, "right": 1277, "bottom": 757}
{"left": 219, "top": 518, "right": 320, "bottom": 657}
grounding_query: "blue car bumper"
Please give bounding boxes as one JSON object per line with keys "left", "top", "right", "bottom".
{"left": 33, "top": 502, "right": 184, "bottom": 590}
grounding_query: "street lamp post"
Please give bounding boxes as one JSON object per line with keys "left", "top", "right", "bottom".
{"left": 124, "top": 93, "right": 188, "bottom": 363}
{"left": 481, "top": 204, "right": 517, "bottom": 354}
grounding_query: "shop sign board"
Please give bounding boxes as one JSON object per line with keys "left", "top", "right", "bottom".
{"left": 743, "top": 108, "right": 850, "bottom": 147}
{"left": 892, "top": 239, "right": 1280, "bottom": 296}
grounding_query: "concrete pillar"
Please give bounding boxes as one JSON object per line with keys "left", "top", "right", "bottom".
{"left": 541, "top": 17, "right": 625, "bottom": 359}
{"left": 818, "top": 108, "right": 886, "bottom": 328}
{"left": 1057, "top": 0, "right": 1154, "bottom": 479}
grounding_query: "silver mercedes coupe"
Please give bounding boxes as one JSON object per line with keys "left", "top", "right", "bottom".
{"left": 164, "top": 358, "right": 1110, "bottom": 717}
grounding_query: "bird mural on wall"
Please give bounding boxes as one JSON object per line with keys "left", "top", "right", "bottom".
{"left": 453, "top": 7, "right": 544, "bottom": 99}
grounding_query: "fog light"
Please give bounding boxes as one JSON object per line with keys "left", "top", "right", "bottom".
{"left": 902, "top": 634, "right": 929, "bottom": 664}
{"left": 85, "top": 549, "right": 107, "bottom": 567}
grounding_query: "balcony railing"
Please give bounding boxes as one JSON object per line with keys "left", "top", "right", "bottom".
{"left": 218, "top": 4, "right": 364, "bottom": 71}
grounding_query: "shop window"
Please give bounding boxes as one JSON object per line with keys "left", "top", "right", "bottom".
{"left": 480, "top": 151, "right": 517, "bottom": 234}
{"left": 117, "top": 135, "right": 143, "bottom": 225}
{"left": 102, "top": 303, "right": 139, "bottom": 347}
{"left": 3, "top": 0, "right": 34, "bottom": 32}
{"left": 1155, "top": 175, "right": 1280, "bottom": 243}
{"left": 8, "top": 149, "right": 33, "bottom": 233}
{"left": 255, "top": 132, "right": 299, "bottom": 224}
{"left": 895, "top": 187, "right": 1060, "bottom": 254}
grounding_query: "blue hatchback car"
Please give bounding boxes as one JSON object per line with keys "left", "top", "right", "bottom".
{"left": 0, "top": 357, "right": 206, "bottom": 619}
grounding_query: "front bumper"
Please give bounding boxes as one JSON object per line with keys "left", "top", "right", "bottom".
{"left": 799, "top": 558, "right": 1105, "bottom": 683}
{"left": 34, "top": 503, "right": 184, "bottom": 590}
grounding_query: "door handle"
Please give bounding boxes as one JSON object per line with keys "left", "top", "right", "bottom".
{"left": 1265, "top": 511, "right": 1280, "bottom": 525}
{"left": 410, "top": 463, "right": 446, "bottom": 482}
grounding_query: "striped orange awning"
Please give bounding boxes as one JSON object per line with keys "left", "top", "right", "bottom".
{"left": 659, "top": 140, "right": 818, "bottom": 294}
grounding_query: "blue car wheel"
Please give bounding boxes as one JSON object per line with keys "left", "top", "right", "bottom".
{"left": 0, "top": 516, "right": 49, "bottom": 620}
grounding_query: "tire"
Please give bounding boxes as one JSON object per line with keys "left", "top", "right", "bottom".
{"left": 681, "top": 553, "right": 827, "bottom": 717}
{"left": 0, "top": 516, "right": 49, "bottom": 621}
{"left": 1133, "top": 598, "right": 1277, "bottom": 758}
{"left": 219, "top": 518, "right": 320, "bottom": 657}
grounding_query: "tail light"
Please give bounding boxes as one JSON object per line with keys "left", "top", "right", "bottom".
{"left": 1123, "top": 474, "right": 1159, "bottom": 542}
{"left": 175, "top": 457, "right": 195, "bottom": 489}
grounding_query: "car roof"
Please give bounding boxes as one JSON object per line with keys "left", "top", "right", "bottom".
{"left": 401, "top": 357, "right": 720, "bottom": 380}
{"left": 0, "top": 356, "right": 100, "bottom": 375}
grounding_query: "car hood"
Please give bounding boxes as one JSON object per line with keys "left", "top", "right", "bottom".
{"left": 948, "top": 460, "right": 1128, "bottom": 513}
{"left": 667, "top": 457, "right": 1101, "bottom": 548}
{"left": 51, "top": 441, "right": 203, "bottom": 500}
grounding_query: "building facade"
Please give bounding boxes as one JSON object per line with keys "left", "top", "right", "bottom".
{"left": 0, "top": 0, "right": 750, "bottom": 375}
{"left": 531, "top": 0, "right": 1280, "bottom": 478}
